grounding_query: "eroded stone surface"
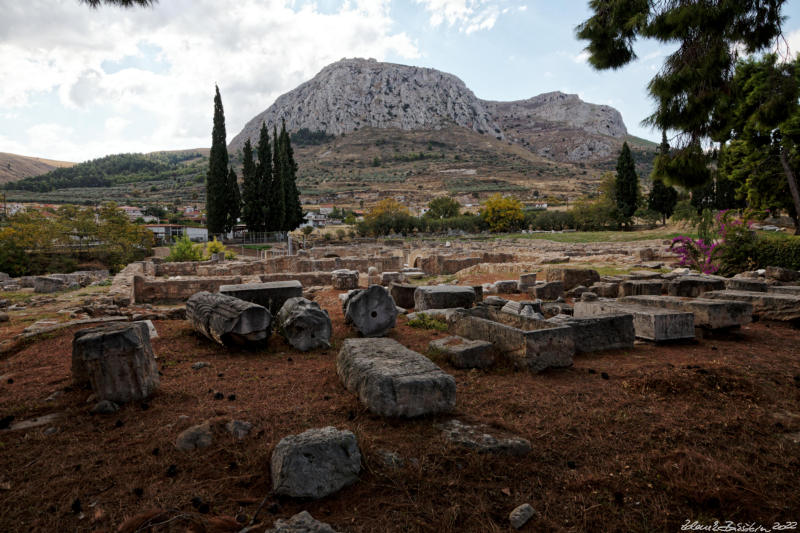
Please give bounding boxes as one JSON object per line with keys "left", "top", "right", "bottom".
{"left": 337, "top": 338, "right": 456, "bottom": 417}
{"left": 270, "top": 427, "right": 361, "bottom": 499}
{"left": 429, "top": 336, "right": 495, "bottom": 369}
{"left": 277, "top": 297, "right": 332, "bottom": 351}
{"left": 440, "top": 419, "right": 531, "bottom": 456}
{"left": 414, "top": 285, "right": 476, "bottom": 311}
{"left": 344, "top": 285, "right": 398, "bottom": 337}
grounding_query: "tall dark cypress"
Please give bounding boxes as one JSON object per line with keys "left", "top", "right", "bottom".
{"left": 648, "top": 132, "right": 678, "bottom": 224}
{"left": 279, "top": 120, "right": 303, "bottom": 231}
{"left": 269, "top": 124, "right": 286, "bottom": 232}
{"left": 240, "top": 139, "right": 262, "bottom": 231}
{"left": 206, "top": 85, "right": 229, "bottom": 236}
{"left": 614, "top": 142, "right": 639, "bottom": 229}
{"left": 255, "top": 123, "right": 273, "bottom": 232}
{"left": 225, "top": 166, "right": 241, "bottom": 233}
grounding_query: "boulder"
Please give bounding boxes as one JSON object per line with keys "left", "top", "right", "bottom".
{"left": 439, "top": 419, "right": 531, "bottom": 456}
{"left": 509, "top": 503, "right": 535, "bottom": 530}
{"left": 33, "top": 276, "right": 67, "bottom": 294}
{"left": 71, "top": 321, "right": 159, "bottom": 404}
{"left": 414, "top": 285, "right": 476, "bottom": 311}
{"left": 186, "top": 291, "right": 272, "bottom": 345}
{"left": 389, "top": 282, "right": 417, "bottom": 309}
{"left": 331, "top": 269, "right": 359, "bottom": 290}
{"left": 544, "top": 268, "right": 600, "bottom": 290}
{"left": 270, "top": 427, "right": 361, "bottom": 499}
{"left": 276, "top": 297, "right": 332, "bottom": 351}
{"left": 344, "top": 285, "right": 398, "bottom": 337}
{"left": 337, "top": 338, "right": 456, "bottom": 417}
{"left": 219, "top": 281, "right": 302, "bottom": 316}
{"left": 765, "top": 266, "right": 800, "bottom": 282}
{"left": 429, "top": 336, "right": 495, "bottom": 369}
{"left": 176, "top": 422, "right": 213, "bottom": 451}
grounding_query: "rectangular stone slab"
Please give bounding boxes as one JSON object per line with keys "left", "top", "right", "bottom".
{"left": 219, "top": 281, "right": 302, "bottom": 316}
{"left": 548, "top": 314, "right": 635, "bottom": 353}
{"left": 618, "top": 280, "right": 664, "bottom": 297}
{"left": 448, "top": 308, "right": 574, "bottom": 372}
{"left": 701, "top": 290, "right": 800, "bottom": 322}
{"left": 414, "top": 285, "right": 476, "bottom": 311}
{"left": 574, "top": 300, "right": 694, "bottom": 342}
{"left": 620, "top": 295, "right": 752, "bottom": 330}
{"left": 768, "top": 286, "right": 800, "bottom": 296}
{"left": 337, "top": 338, "right": 456, "bottom": 417}
{"left": 666, "top": 275, "right": 725, "bottom": 297}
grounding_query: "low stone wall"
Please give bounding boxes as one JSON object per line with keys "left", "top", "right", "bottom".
{"left": 132, "top": 275, "right": 242, "bottom": 303}
{"left": 260, "top": 272, "right": 333, "bottom": 286}
{"left": 153, "top": 255, "right": 403, "bottom": 278}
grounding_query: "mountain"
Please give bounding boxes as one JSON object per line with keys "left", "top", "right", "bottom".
{"left": 229, "top": 58, "right": 627, "bottom": 165}
{"left": 0, "top": 152, "right": 75, "bottom": 185}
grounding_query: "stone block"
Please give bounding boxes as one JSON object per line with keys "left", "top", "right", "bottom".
{"left": 429, "top": 336, "right": 495, "bottom": 369}
{"left": 389, "top": 282, "right": 417, "bottom": 309}
{"left": 381, "top": 272, "right": 402, "bottom": 286}
{"left": 331, "top": 269, "right": 359, "bottom": 290}
{"left": 492, "top": 280, "right": 519, "bottom": 294}
{"left": 270, "top": 427, "right": 361, "bottom": 499}
{"left": 219, "top": 281, "right": 302, "bottom": 316}
{"left": 414, "top": 285, "right": 476, "bottom": 311}
{"left": 449, "top": 308, "right": 574, "bottom": 373}
{"left": 337, "top": 338, "right": 456, "bottom": 417}
{"left": 518, "top": 272, "right": 538, "bottom": 290}
{"left": 618, "top": 280, "right": 663, "bottom": 297}
{"left": 726, "top": 278, "right": 767, "bottom": 292}
{"left": 768, "top": 285, "right": 800, "bottom": 296}
{"left": 702, "top": 290, "right": 800, "bottom": 323}
{"left": 33, "top": 276, "right": 66, "bottom": 293}
{"left": 667, "top": 275, "right": 726, "bottom": 297}
{"left": 574, "top": 300, "right": 694, "bottom": 342}
{"left": 276, "top": 297, "right": 332, "bottom": 351}
{"left": 72, "top": 321, "right": 159, "bottom": 403}
{"left": 765, "top": 266, "right": 800, "bottom": 282}
{"left": 530, "top": 281, "right": 564, "bottom": 301}
{"left": 621, "top": 295, "right": 752, "bottom": 330}
{"left": 544, "top": 267, "right": 600, "bottom": 290}
{"left": 589, "top": 282, "right": 619, "bottom": 298}
{"left": 549, "top": 314, "right": 635, "bottom": 353}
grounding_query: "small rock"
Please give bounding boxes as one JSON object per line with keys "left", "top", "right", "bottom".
{"left": 91, "top": 400, "right": 119, "bottom": 415}
{"left": 0, "top": 312, "right": 9, "bottom": 323}
{"left": 268, "top": 511, "right": 339, "bottom": 533}
{"left": 509, "top": 503, "right": 535, "bottom": 529}
{"left": 191, "top": 362, "right": 210, "bottom": 370}
{"left": 225, "top": 420, "right": 252, "bottom": 440}
{"left": 377, "top": 449, "right": 404, "bottom": 468}
{"left": 43, "top": 426, "right": 59, "bottom": 436}
{"left": 176, "top": 422, "right": 213, "bottom": 451}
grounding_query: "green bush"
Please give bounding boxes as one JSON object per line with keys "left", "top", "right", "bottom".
{"left": 165, "top": 235, "right": 204, "bottom": 262}
{"left": 407, "top": 314, "right": 448, "bottom": 331}
{"left": 755, "top": 234, "right": 800, "bottom": 270}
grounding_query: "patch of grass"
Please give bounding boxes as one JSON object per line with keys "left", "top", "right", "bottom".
{"left": 407, "top": 314, "right": 448, "bottom": 331}
{"left": 243, "top": 244, "right": 273, "bottom": 251}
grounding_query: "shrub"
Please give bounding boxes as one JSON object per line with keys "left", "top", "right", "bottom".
{"left": 754, "top": 234, "right": 800, "bottom": 270}
{"left": 165, "top": 235, "right": 204, "bottom": 262}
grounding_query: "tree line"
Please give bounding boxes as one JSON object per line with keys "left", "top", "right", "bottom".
{"left": 206, "top": 86, "right": 303, "bottom": 236}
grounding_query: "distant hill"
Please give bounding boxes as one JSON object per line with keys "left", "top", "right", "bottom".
{"left": 2, "top": 150, "right": 208, "bottom": 207}
{"left": 0, "top": 152, "right": 75, "bottom": 185}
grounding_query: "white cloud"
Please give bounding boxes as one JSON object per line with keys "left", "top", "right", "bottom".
{"left": 784, "top": 28, "right": 800, "bottom": 59}
{"left": 572, "top": 50, "right": 590, "bottom": 64}
{"left": 414, "top": 0, "right": 510, "bottom": 34}
{"left": 0, "top": 0, "right": 419, "bottom": 160}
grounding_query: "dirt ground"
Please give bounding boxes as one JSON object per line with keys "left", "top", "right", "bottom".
{"left": 1, "top": 283, "right": 799, "bottom": 533}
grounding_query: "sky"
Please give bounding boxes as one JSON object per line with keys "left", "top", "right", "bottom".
{"left": 2, "top": 0, "right": 800, "bottom": 162}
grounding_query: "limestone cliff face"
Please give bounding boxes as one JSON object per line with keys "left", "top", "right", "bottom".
{"left": 229, "top": 58, "right": 627, "bottom": 162}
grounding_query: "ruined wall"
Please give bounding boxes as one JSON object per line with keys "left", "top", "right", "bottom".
{"left": 133, "top": 275, "right": 242, "bottom": 303}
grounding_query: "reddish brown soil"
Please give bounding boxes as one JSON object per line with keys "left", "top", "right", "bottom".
{"left": 1, "top": 288, "right": 799, "bottom": 532}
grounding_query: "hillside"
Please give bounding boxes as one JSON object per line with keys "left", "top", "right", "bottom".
{"left": 230, "top": 58, "right": 628, "bottom": 167}
{"left": 2, "top": 150, "right": 208, "bottom": 207}
{"left": 0, "top": 152, "right": 75, "bottom": 185}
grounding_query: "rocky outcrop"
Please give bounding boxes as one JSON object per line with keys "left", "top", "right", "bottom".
{"left": 229, "top": 58, "right": 627, "bottom": 163}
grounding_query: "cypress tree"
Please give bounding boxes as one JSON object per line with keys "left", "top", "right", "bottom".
{"left": 269, "top": 124, "right": 286, "bottom": 232}
{"left": 240, "top": 139, "right": 262, "bottom": 232}
{"left": 206, "top": 85, "right": 229, "bottom": 236}
{"left": 225, "top": 166, "right": 241, "bottom": 233}
{"left": 614, "top": 142, "right": 639, "bottom": 230}
{"left": 255, "top": 123, "right": 273, "bottom": 232}
{"left": 648, "top": 132, "right": 678, "bottom": 224}
{"left": 279, "top": 120, "right": 303, "bottom": 231}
